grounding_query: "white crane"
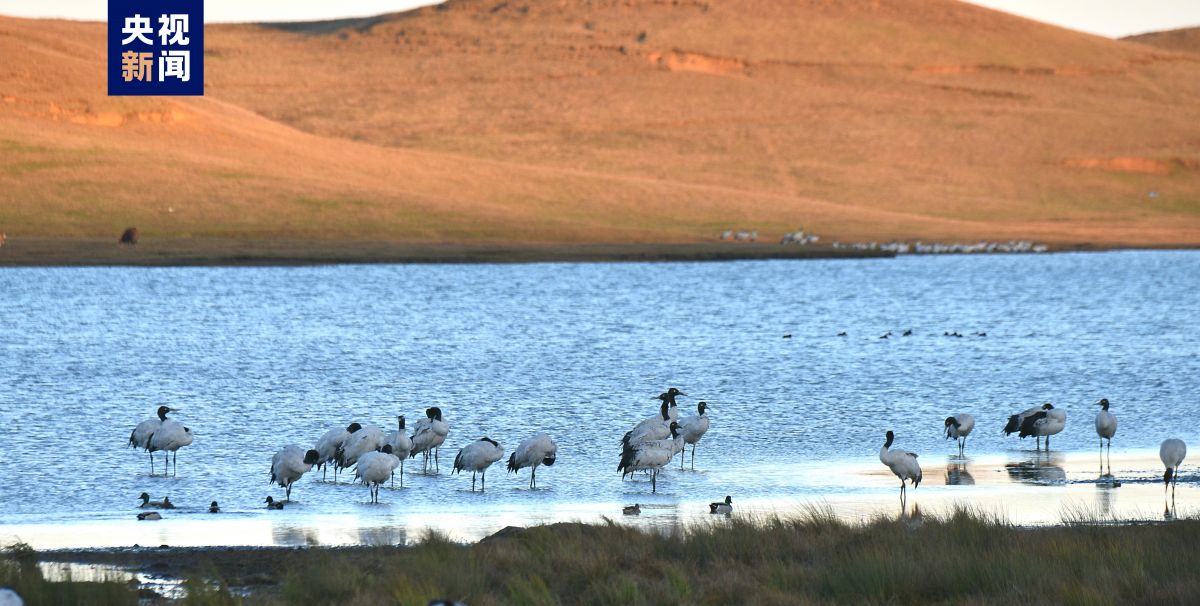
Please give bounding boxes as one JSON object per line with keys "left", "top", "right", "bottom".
{"left": 336, "top": 424, "right": 385, "bottom": 477}
{"left": 411, "top": 407, "right": 450, "bottom": 473}
{"left": 271, "top": 445, "right": 320, "bottom": 501}
{"left": 880, "top": 430, "right": 922, "bottom": 505}
{"left": 1095, "top": 399, "right": 1117, "bottom": 467}
{"left": 709, "top": 495, "right": 733, "bottom": 514}
{"left": 1018, "top": 404, "right": 1066, "bottom": 450}
{"left": 384, "top": 416, "right": 414, "bottom": 487}
{"left": 1160, "top": 438, "right": 1186, "bottom": 498}
{"left": 314, "top": 422, "right": 362, "bottom": 481}
{"left": 453, "top": 437, "right": 505, "bottom": 491}
{"left": 617, "top": 422, "right": 683, "bottom": 493}
{"left": 943, "top": 413, "right": 975, "bottom": 455}
{"left": 507, "top": 433, "right": 558, "bottom": 489}
{"left": 677, "top": 401, "right": 711, "bottom": 469}
{"left": 355, "top": 444, "right": 401, "bottom": 503}
{"left": 129, "top": 405, "right": 176, "bottom": 475}
{"left": 147, "top": 420, "right": 193, "bottom": 477}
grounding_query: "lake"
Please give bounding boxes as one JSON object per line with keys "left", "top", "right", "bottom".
{"left": 1, "top": 251, "right": 1198, "bottom": 548}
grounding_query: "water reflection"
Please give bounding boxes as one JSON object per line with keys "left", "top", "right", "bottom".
{"left": 1004, "top": 453, "right": 1066, "bottom": 486}
{"left": 271, "top": 523, "right": 320, "bottom": 547}
{"left": 944, "top": 460, "right": 975, "bottom": 486}
{"left": 358, "top": 525, "right": 407, "bottom": 546}
{"left": 1094, "top": 476, "right": 1116, "bottom": 517}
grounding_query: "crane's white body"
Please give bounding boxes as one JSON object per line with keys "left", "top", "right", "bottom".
{"left": 314, "top": 423, "right": 359, "bottom": 481}
{"left": 355, "top": 449, "right": 401, "bottom": 503}
{"left": 338, "top": 425, "right": 384, "bottom": 472}
{"left": 1160, "top": 438, "right": 1187, "bottom": 496}
{"left": 945, "top": 413, "right": 975, "bottom": 455}
{"left": 147, "top": 420, "right": 193, "bottom": 476}
{"left": 411, "top": 413, "right": 450, "bottom": 473}
{"left": 271, "top": 445, "right": 317, "bottom": 501}
{"left": 384, "top": 416, "right": 414, "bottom": 487}
{"left": 454, "top": 438, "right": 505, "bottom": 491}
{"left": 507, "top": 433, "right": 557, "bottom": 489}
{"left": 880, "top": 431, "right": 922, "bottom": 504}
{"left": 677, "top": 402, "right": 711, "bottom": 469}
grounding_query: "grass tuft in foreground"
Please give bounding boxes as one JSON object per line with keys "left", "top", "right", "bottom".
{"left": 9, "top": 507, "right": 1200, "bottom": 605}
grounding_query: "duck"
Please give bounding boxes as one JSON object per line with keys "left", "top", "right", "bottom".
{"left": 138, "top": 493, "right": 175, "bottom": 509}
{"left": 208, "top": 501, "right": 220, "bottom": 513}
{"left": 622, "top": 504, "right": 641, "bottom": 515}
{"left": 709, "top": 495, "right": 733, "bottom": 514}
{"left": 264, "top": 496, "right": 285, "bottom": 510}
{"left": 136, "top": 512, "right": 162, "bottom": 521}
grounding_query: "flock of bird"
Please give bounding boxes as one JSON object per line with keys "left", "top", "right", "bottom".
{"left": 127, "top": 393, "right": 1188, "bottom": 519}
{"left": 882, "top": 398, "right": 1188, "bottom": 505}
{"left": 126, "top": 388, "right": 726, "bottom": 516}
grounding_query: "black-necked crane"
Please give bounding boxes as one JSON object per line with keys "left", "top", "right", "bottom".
{"left": 944, "top": 413, "right": 975, "bottom": 455}
{"left": 617, "top": 422, "right": 683, "bottom": 493}
{"left": 314, "top": 422, "right": 362, "bottom": 482}
{"left": 658, "top": 387, "right": 686, "bottom": 422}
{"left": 356, "top": 444, "right": 401, "bottom": 503}
{"left": 1017, "top": 404, "right": 1066, "bottom": 450}
{"left": 622, "top": 400, "right": 671, "bottom": 448}
{"left": 677, "top": 401, "right": 711, "bottom": 469}
{"left": 453, "top": 437, "right": 505, "bottom": 491}
{"left": 271, "top": 445, "right": 320, "bottom": 501}
{"left": 1095, "top": 399, "right": 1117, "bottom": 469}
{"left": 411, "top": 407, "right": 450, "bottom": 473}
{"left": 129, "top": 405, "right": 176, "bottom": 475}
{"left": 384, "top": 416, "right": 414, "bottom": 487}
{"left": 1160, "top": 438, "right": 1187, "bottom": 499}
{"left": 1003, "top": 403, "right": 1049, "bottom": 445}
{"left": 507, "top": 433, "right": 557, "bottom": 489}
{"left": 147, "top": 420, "right": 193, "bottom": 477}
{"left": 336, "top": 424, "right": 385, "bottom": 477}
{"left": 880, "top": 430, "right": 921, "bottom": 506}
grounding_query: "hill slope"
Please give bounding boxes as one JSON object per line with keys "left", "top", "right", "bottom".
{"left": 2, "top": 0, "right": 1200, "bottom": 253}
{"left": 1123, "top": 27, "right": 1200, "bottom": 55}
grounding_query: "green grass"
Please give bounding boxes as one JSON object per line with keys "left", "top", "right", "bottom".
{"left": 9, "top": 509, "right": 1200, "bottom": 605}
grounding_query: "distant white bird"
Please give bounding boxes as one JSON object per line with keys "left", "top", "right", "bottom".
{"left": 943, "top": 413, "right": 975, "bottom": 455}
{"left": 147, "top": 420, "right": 193, "bottom": 477}
{"left": 1095, "top": 399, "right": 1117, "bottom": 459}
{"left": 1018, "top": 404, "right": 1066, "bottom": 450}
{"left": 880, "top": 430, "right": 922, "bottom": 504}
{"left": 1160, "top": 438, "right": 1187, "bottom": 497}
{"left": 384, "top": 416, "right": 414, "bottom": 487}
{"left": 709, "top": 495, "right": 733, "bottom": 514}
{"left": 314, "top": 422, "right": 362, "bottom": 481}
{"left": 411, "top": 407, "right": 450, "bottom": 473}
{"left": 138, "top": 493, "right": 174, "bottom": 509}
{"left": 337, "top": 424, "right": 385, "bottom": 475}
{"left": 271, "top": 445, "right": 320, "bottom": 501}
{"left": 507, "top": 433, "right": 558, "bottom": 489}
{"left": 454, "top": 437, "right": 505, "bottom": 491}
{"left": 677, "top": 401, "right": 711, "bottom": 469}
{"left": 356, "top": 444, "right": 401, "bottom": 503}
{"left": 129, "top": 405, "right": 176, "bottom": 475}
{"left": 617, "top": 422, "right": 682, "bottom": 493}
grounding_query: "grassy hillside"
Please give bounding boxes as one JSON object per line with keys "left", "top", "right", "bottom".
{"left": 2, "top": 0, "right": 1200, "bottom": 251}
{"left": 1124, "top": 27, "right": 1200, "bottom": 55}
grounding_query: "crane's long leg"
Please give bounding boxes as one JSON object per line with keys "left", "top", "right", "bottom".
{"left": 482, "top": 469, "right": 487, "bottom": 491}
{"left": 400, "top": 458, "right": 405, "bottom": 488}
{"left": 691, "top": 444, "right": 697, "bottom": 470}
{"left": 471, "top": 471, "right": 477, "bottom": 492}
{"left": 651, "top": 469, "right": 658, "bottom": 493}
{"left": 530, "top": 466, "right": 536, "bottom": 489}
{"left": 148, "top": 452, "right": 155, "bottom": 476}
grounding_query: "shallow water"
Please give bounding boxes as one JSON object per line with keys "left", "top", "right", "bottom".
{"left": 0, "top": 251, "right": 1197, "bottom": 548}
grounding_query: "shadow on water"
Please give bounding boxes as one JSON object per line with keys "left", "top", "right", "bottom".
{"left": 1004, "top": 452, "right": 1067, "bottom": 486}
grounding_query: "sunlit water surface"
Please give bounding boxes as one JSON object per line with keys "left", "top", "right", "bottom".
{"left": 1, "top": 251, "right": 1198, "bottom": 548}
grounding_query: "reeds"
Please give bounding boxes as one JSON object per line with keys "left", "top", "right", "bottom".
{"left": 7, "top": 507, "right": 1200, "bottom": 605}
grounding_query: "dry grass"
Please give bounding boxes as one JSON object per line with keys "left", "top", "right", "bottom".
{"left": 2, "top": 1, "right": 1200, "bottom": 250}
{"left": 14, "top": 508, "right": 1200, "bottom": 605}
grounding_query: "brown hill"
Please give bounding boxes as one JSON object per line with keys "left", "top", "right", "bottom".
{"left": 2, "top": 0, "right": 1200, "bottom": 256}
{"left": 1124, "top": 27, "right": 1200, "bottom": 55}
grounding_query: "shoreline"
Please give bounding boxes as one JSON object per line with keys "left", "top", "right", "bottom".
{"left": 0, "top": 238, "right": 895, "bottom": 267}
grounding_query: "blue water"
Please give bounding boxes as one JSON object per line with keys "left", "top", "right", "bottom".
{"left": 0, "top": 251, "right": 1197, "bottom": 545}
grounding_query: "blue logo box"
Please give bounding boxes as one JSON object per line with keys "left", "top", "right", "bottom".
{"left": 108, "top": 0, "right": 204, "bottom": 96}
